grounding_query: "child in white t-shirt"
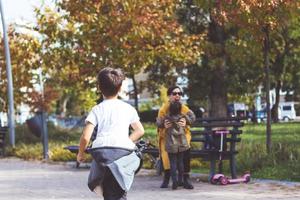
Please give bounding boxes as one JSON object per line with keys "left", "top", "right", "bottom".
{"left": 77, "top": 67, "right": 144, "bottom": 200}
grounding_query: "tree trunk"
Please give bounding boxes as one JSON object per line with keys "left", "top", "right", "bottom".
{"left": 271, "top": 80, "right": 281, "bottom": 123}
{"left": 209, "top": 66, "right": 228, "bottom": 118}
{"left": 271, "top": 34, "right": 288, "bottom": 123}
{"left": 208, "top": 19, "right": 228, "bottom": 118}
{"left": 58, "top": 96, "right": 70, "bottom": 117}
{"left": 263, "top": 25, "right": 272, "bottom": 154}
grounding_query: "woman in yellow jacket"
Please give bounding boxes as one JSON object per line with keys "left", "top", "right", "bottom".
{"left": 157, "top": 86, "right": 196, "bottom": 189}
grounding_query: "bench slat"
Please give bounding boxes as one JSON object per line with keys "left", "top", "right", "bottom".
{"left": 193, "top": 121, "right": 244, "bottom": 128}
{"left": 195, "top": 116, "right": 247, "bottom": 122}
{"left": 191, "top": 129, "right": 242, "bottom": 135}
{"left": 226, "top": 138, "right": 241, "bottom": 142}
{"left": 142, "top": 148, "right": 238, "bottom": 161}
{"left": 191, "top": 137, "right": 206, "bottom": 142}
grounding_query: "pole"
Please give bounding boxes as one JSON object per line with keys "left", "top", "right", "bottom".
{"left": 39, "top": 68, "right": 48, "bottom": 160}
{"left": 0, "top": 0, "right": 15, "bottom": 147}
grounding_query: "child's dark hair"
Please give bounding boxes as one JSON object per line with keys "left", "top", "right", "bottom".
{"left": 97, "top": 67, "right": 125, "bottom": 97}
{"left": 169, "top": 101, "right": 182, "bottom": 116}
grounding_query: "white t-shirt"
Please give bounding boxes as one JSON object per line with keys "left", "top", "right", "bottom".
{"left": 85, "top": 99, "right": 140, "bottom": 149}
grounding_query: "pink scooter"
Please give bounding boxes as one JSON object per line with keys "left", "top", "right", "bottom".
{"left": 210, "top": 130, "right": 251, "bottom": 185}
{"left": 211, "top": 173, "right": 250, "bottom": 185}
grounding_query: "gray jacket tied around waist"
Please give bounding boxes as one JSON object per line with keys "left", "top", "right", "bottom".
{"left": 88, "top": 147, "right": 141, "bottom": 194}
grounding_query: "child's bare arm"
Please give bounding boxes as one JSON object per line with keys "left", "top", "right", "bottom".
{"left": 77, "top": 122, "right": 95, "bottom": 162}
{"left": 130, "top": 121, "right": 145, "bottom": 142}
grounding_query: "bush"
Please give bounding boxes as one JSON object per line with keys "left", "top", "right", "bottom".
{"left": 13, "top": 143, "right": 43, "bottom": 160}
{"left": 49, "top": 144, "right": 92, "bottom": 162}
{"left": 49, "top": 144, "right": 76, "bottom": 161}
{"left": 6, "top": 123, "right": 81, "bottom": 161}
{"left": 15, "top": 124, "right": 41, "bottom": 144}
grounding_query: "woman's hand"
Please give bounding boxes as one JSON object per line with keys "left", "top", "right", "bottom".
{"left": 178, "top": 118, "right": 186, "bottom": 127}
{"left": 164, "top": 119, "right": 172, "bottom": 128}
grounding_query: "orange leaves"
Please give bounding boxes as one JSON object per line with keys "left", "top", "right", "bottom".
{"left": 27, "top": 86, "right": 59, "bottom": 113}
{"left": 0, "top": 27, "right": 43, "bottom": 110}
{"left": 32, "top": 0, "right": 203, "bottom": 111}
{"left": 211, "top": 0, "right": 299, "bottom": 40}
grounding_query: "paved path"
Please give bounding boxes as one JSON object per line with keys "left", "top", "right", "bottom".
{"left": 0, "top": 158, "right": 300, "bottom": 200}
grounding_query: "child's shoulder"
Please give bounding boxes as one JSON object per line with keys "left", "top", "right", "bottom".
{"left": 114, "top": 99, "right": 138, "bottom": 112}
{"left": 95, "top": 99, "right": 137, "bottom": 111}
{"left": 119, "top": 100, "right": 136, "bottom": 109}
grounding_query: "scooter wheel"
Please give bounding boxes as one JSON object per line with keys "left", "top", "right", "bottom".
{"left": 220, "top": 177, "right": 229, "bottom": 185}
{"left": 210, "top": 177, "right": 219, "bottom": 185}
{"left": 244, "top": 175, "right": 251, "bottom": 183}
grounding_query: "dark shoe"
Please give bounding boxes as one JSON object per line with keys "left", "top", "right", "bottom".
{"left": 183, "top": 174, "right": 194, "bottom": 189}
{"left": 178, "top": 181, "right": 183, "bottom": 187}
{"left": 172, "top": 182, "right": 178, "bottom": 190}
{"left": 160, "top": 170, "right": 170, "bottom": 188}
{"left": 183, "top": 182, "right": 194, "bottom": 189}
{"left": 160, "top": 181, "right": 169, "bottom": 188}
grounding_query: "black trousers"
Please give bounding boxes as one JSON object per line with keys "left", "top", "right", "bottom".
{"left": 168, "top": 152, "right": 184, "bottom": 182}
{"left": 102, "top": 167, "right": 127, "bottom": 200}
{"left": 165, "top": 149, "right": 191, "bottom": 173}
{"left": 183, "top": 149, "right": 191, "bottom": 173}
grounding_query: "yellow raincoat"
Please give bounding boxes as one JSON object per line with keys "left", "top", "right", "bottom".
{"left": 157, "top": 102, "right": 192, "bottom": 170}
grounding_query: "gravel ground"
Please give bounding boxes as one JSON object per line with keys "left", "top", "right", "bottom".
{"left": 0, "top": 158, "right": 299, "bottom": 200}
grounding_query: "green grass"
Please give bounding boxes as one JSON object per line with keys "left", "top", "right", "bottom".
{"left": 243, "top": 122, "right": 300, "bottom": 142}
{"left": 6, "top": 121, "right": 300, "bottom": 181}
{"left": 237, "top": 122, "right": 300, "bottom": 181}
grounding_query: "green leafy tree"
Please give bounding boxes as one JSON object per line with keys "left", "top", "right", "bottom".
{"left": 35, "top": 0, "right": 202, "bottom": 113}
{"left": 268, "top": 13, "right": 300, "bottom": 122}
{"left": 216, "top": 0, "right": 300, "bottom": 152}
{"left": 176, "top": 0, "right": 263, "bottom": 117}
{"left": 176, "top": 0, "right": 299, "bottom": 152}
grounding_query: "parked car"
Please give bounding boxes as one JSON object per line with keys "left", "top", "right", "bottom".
{"left": 255, "top": 102, "right": 297, "bottom": 122}
{"left": 228, "top": 103, "right": 248, "bottom": 118}
{"left": 278, "top": 102, "right": 296, "bottom": 121}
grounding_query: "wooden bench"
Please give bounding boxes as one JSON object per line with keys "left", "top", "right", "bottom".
{"left": 0, "top": 126, "right": 8, "bottom": 156}
{"left": 143, "top": 117, "right": 245, "bottom": 179}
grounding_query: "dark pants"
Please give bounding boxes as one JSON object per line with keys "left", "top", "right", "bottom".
{"left": 204, "top": 133, "right": 214, "bottom": 149}
{"left": 183, "top": 149, "right": 191, "bottom": 173}
{"left": 103, "top": 167, "right": 127, "bottom": 200}
{"left": 168, "top": 152, "right": 184, "bottom": 183}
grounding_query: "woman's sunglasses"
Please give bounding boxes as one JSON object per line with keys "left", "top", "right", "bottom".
{"left": 171, "top": 92, "right": 183, "bottom": 96}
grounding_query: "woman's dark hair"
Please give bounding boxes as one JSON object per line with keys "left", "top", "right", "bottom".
{"left": 167, "top": 86, "right": 182, "bottom": 96}
{"left": 97, "top": 67, "right": 125, "bottom": 97}
{"left": 169, "top": 101, "right": 182, "bottom": 116}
